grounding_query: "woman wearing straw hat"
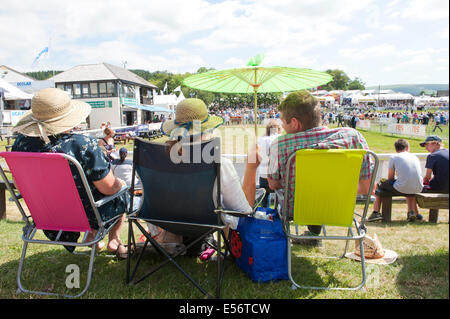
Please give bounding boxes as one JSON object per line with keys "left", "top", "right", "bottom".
{"left": 159, "top": 98, "right": 261, "bottom": 255}
{"left": 11, "top": 88, "right": 129, "bottom": 258}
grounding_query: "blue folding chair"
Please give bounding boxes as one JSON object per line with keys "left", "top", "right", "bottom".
{"left": 126, "top": 137, "right": 235, "bottom": 298}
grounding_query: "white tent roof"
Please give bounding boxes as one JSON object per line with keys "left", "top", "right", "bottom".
{"left": 350, "top": 93, "right": 377, "bottom": 102}
{"left": 377, "top": 93, "right": 414, "bottom": 100}
{"left": 0, "top": 78, "right": 33, "bottom": 100}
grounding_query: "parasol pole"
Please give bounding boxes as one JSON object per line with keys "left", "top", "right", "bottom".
{"left": 252, "top": 67, "right": 260, "bottom": 137}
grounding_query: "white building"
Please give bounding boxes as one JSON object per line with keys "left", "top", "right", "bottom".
{"left": 51, "top": 63, "right": 159, "bottom": 129}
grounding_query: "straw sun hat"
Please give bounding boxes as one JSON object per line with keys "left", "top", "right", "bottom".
{"left": 13, "top": 88, "right": 91, "bottom": 144}
{"left": 345, "top": 233, "right": 398, "bottom": 265}
{"left": 161, "top": 98, "right": 224, "bottom": 140}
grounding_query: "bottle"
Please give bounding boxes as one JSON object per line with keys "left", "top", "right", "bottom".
{"left": 253, "top": 210, "right": 273, "bottom": 221}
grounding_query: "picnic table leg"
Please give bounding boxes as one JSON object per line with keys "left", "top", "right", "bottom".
{"left": 429, "top": 209, "right": 439, "bottom": 223}
{"left": 0, "top": 188, "right": 6, "bottom": 220}
{"left": 381, "top": 196, "right": 392, "bottom": 222}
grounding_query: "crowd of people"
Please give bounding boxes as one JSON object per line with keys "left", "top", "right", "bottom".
{"left": 9, "top": 87, "right": 449, "bottom": 260}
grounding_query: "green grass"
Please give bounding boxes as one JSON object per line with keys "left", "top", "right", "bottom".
{"left": 0, "top": 203, "right": 448, "bottom": 299}
{"left": 0, "top": 127, "right": 448, "bottom": 299}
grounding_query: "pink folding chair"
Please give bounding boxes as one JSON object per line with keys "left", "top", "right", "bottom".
{"left": 0, "top": 151, "right": 128, "bottom": 298}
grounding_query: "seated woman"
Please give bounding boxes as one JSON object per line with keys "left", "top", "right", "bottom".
{"left": 257, "top": 119, "right": 282, "bottom": 207}
{"left": 155, "top": 98, "right": 261, "bottom": 256}
{"left": 98, "top": 127, "right": 116, "bottom": 161}
{"left": 12, "top": 88, "right": 129, "bottom": 258}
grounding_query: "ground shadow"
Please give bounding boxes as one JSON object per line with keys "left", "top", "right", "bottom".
{"left": 396, "top": 251, "right": 449, "bottom": 299}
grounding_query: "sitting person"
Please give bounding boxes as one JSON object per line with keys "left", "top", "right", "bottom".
{"left": 420, "top": 135, "right": 449, "bottom": 194}
{"left": 12, "top": 88, "right": 129, "bottom": 258}
{"left": 368, "top": 139, "right": 423, "bottom": 222}
{"left": 257, "top": 119, "right": 282, "bottom": 207}
{"left": 267, "top": 90, "right": 373, "bottom": 247}
{"left": 158, "top": 98, "right": 261, "bottom": 256}
{"left": 98, "top": 127, "right": 116, "bottom": 161}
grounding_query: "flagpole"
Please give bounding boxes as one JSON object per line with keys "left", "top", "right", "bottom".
{"left": 49, "top": 35, "right": 55, "bottom": 87}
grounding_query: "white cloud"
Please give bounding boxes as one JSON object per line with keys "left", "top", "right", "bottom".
{"left": 382, "top": 24, "right": 403, "bottom": 32}
{"left": 339, "top": 44, "right": 397, "bottom": 59}
{"left": 349, "top": 33, "right": 373, "bottom": 43}
{"left": 399, "top": 0, "right": 449, "bottom": 20}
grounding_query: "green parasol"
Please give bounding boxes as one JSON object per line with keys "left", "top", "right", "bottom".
{"left": 182, "top": 54, "right": 332, "bottom": 135}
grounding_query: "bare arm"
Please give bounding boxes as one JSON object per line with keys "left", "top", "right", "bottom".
{"left": 241, "top": 144, "right": 261, "bottom": 207}
{"left": 93, "top": 170, "right": 126, "bottom": 196}
{"left": 423, "top": 168, "right": 433, "bottom": 183}
{"left": 387, "top": 168, "right": 395, "bottom": 180}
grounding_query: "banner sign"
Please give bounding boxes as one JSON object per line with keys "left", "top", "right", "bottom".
{"left": 11, "top": 110, "right": 26, "bottom": 125}
{"left": 357, "top": 120, "right": 371, "bottom": 129}
{"left": 86, "top": 101, "right": 112, "bottom": 108}
{"left": 387, "top": 123, "right": 426, "bottom": 137}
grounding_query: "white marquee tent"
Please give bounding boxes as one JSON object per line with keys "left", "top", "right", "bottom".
{"left": 0, "top": 78, "right": 33, "bottom": 100}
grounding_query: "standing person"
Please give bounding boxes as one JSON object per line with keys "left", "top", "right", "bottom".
{"left": 337, "top": 112, "right": 344, "bottom": 127}
{"left": 257, "top": 119, "right": 282, "bottom": 207}
{"left": 432, "top": 116, "right": 442, "bottom": 133}
{"left": 11, "top": 88, "right": 129, "bottom": 258}
{"left": 368, "top": 139, "right": 423, "bottom": 222}
{"left": 98, "top": 127, "right": 116, "bottom": 160}
{"left": 267, "top": 91, "right": 373, "bottom": 247}
{"left": 420, "top": 136, "right": 449, "bottom": 194}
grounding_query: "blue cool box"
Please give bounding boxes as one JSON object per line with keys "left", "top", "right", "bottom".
{"left": 233, "top": 207, "right": 289, "bottom": 283}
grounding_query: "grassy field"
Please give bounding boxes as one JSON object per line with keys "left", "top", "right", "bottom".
{"left": 0, "top": 126, "right": 448, "bottom": 299}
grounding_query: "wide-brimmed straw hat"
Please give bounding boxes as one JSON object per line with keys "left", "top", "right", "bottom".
{"left": 12, "top": 88, "right": 91, "bottom": 144}
{"left": 161, "top": 98, "right": 223, "bottom": 140}
{"left": 345, "top": 233, "right": 398, "bottom": 265}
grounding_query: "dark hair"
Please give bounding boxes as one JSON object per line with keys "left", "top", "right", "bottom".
{"left": 278, "top": 90, "right": 321, "bottom": 130}
{"left": 394, "top": 139, "right": 409, "bottom": 152}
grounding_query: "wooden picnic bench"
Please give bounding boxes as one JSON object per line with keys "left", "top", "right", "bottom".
{"left": 377, "top": 191, "right": 448, "bottom": 223}
{"left": 0, "top": 180, "right": 17, "bottom": 220}
{"left": 415, "top": 193, "right": 449, "bottom": 223}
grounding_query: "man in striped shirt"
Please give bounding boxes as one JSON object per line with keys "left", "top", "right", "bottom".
{"left": 267, "top": 91, "right": 373, "bottom": 247}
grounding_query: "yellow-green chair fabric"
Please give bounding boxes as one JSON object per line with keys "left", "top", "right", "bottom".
{"left": 293, "top": 149, "right": 366, "bottom": 227}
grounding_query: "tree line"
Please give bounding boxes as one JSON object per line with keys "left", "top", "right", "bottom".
{"left": 25, "top": 67, "right": 366, "bottom": 107}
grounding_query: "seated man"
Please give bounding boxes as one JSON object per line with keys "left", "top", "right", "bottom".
{"left": 368, "top": 139, "right": 423, "bottom": 222}
{"left": 267, "top": 90, "right": 373, "bottom": 247}
{"left": 420, "top": 135, "right": 449, "bottom": 194}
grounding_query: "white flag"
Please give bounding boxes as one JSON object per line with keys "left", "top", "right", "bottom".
{"left": 163, "top": 82, "right": 168, "bottom": 94}
{"left": 173, "top": 85, "right": 181, "bottom": 92}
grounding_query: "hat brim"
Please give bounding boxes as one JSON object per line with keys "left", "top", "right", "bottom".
{"left": 12, "top": 100, "right": 91, "bottom": 137}
{"left": 161, "top": 115, "right": 224, "bottom": 138}
{"left": 345, "top": 249, "right": 398, "bottom": 265}
{"left": 420, "top": 142, "right": 426, "bottom": 147}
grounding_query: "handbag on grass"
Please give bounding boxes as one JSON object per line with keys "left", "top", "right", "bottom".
{"left": 230, "top": 207, "right": 288, "bottom": 283}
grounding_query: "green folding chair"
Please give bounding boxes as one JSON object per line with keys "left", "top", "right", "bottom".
{"left": 280, "top": 149, "right": 379, "bottom": 290}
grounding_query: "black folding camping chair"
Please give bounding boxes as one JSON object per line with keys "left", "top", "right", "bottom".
{"left": 126, "top": 137, "right": 242, "bottom": 298}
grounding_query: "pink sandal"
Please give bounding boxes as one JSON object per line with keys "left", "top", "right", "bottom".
{"left": 199, "top": 248, "right": 216, "bottom": 261}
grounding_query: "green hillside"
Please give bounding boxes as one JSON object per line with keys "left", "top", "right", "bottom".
{"left": 367, "top": 84, "right": 448, "bottom": 95}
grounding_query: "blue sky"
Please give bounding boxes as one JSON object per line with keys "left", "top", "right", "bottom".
{"left": 0, "top": 0, "right": 448, "bottom": 86}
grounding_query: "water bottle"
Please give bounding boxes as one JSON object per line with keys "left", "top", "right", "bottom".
{"left": 253, "top": 210, "right": 273, "bottom": 222}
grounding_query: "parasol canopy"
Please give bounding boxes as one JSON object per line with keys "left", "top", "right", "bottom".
{"left": 183, "top": 54, "right": 332, "bottom": 135}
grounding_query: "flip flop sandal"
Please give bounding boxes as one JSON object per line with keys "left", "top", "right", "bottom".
{"left": 113, "top": 243, "right": 134, "bottom": 259}
{"left": 199, "top": 248, "right": 216, "bottom": 261}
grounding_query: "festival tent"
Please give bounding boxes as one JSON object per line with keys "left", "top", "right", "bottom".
{"left": 350, "top": 93, "right": 377, "bottom": 103}
{"left": 377, "top": 93, "right": 414, "bottom": 101}
{"left": 0, "top": 78, "right": 33, "bottom": 100}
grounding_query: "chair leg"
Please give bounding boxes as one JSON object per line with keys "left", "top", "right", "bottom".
{"left": 288, "top": 234, "right": 367, "bottom": 291}
{"left": 129, "top": 221, "right": 220, "bottom": 298}
{"left": 17, "top": 239, "right": 97, "bottom": 298}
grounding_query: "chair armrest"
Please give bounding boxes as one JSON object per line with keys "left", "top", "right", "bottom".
{"left": 94, "top": 185, "right": 129, "bottom": 207}
{"left": 214, "top": 209, "right": 253, "bottom": 217}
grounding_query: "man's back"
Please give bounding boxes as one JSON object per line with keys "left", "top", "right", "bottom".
{"left": 426, "top": 149, "right": 449, "bottom": 193}
{"left": 389, "top": 152, "right": 423, "bottom": 194}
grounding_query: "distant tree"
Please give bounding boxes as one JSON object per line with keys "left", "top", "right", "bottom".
{"left": 24, "top": 70, "right": 62, "bottom": 80}
{"left": 196, "top": 67, "right": 215, "bottom": 74}
{"left": 347, "top": 77, "right": 365, "bottom": 90}
{"left": 321, "top": 69, "right": 350, "bottom": 91}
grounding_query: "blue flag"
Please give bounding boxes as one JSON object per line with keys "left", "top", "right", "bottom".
{"left": 32, "top": 47, "right": 49, "bottom": 68}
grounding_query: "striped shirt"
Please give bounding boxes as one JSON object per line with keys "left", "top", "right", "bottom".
{"left": 268, "top": 126, "right": 373, "bottom": 217}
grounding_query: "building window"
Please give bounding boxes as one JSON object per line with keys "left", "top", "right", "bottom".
{"left": 82, "top": 83, "right": 89, "bottom": 97}
{"left": 56, "top": 84, "right": 64, "bottom": 91}
{"left": 106, "top": 82, "right": 115, "bottom": 96}
{"left": 121, "top": 83, "right": 135, "bottom": 99}
{"left": 99, "top": 82, "right": 107, "bottom": 97}
{"left": 90, "top": 83, "right": 98, "bottom": 97}
{"left": 64, "top": 84, "right": 73, "bottom": 97}
{"left": 73, "top": 83, "right": 82, "bottom": 98}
